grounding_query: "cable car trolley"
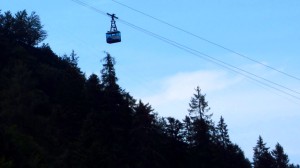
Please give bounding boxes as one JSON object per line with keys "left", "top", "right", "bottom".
{"left": 106, "top": 13, "right": 121, "bottom": 44}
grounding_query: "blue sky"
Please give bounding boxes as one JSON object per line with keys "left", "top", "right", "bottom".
{"left": 3, "top": 0, "right": 300, "bottom": 164}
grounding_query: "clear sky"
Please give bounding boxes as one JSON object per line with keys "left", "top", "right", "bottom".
{"left": 3, "top": 0, "right": 300, "bottom": 164}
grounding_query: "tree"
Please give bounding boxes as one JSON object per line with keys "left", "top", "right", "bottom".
{"left": 216, "top": 116, "right": 231, "bottom": 148}
{"left": 164, "top": 117, "right": 184, "bottom": 141}
{"left": 62, "top": 50, "right": 79, "bottom": 67}
{"left": 272, "top": 143, "right": 289, "bottom": 168}
{"left": 253, "top": 136, "right": 276, "bottom": 168}
{"left": 0, "top": 11, "right": 15, "bottom": 41}
{"left": 160, "top": 117, "right": 187, "bottom": 168}
{"left": 289, "top": 164, "right": 300, "bottom": 168}
{"left": 0, "top": 10, "right": 47, "bottom": 46}
{"left": 101, "top": 52, "right": 119, "bottom": 90}
{"left": 85, "top": 74, "right": 103, "bottom": 110}
{"left": 225, "top": 144, "right": 252, "bottom": 168}
{"left": 188, "top": 86, "right": 211, "bottom": 121}
{"left": 130, "top": 100, "right": 167, "bottom": 168}
{"left": 182, "top": 115, "right": 193, "bottom": 144}
{"left": 185, "top": 87, "right": 215, "bottom": 167}
{"left": 133, "top": 100, "right": 155, "bottom": 130}
{"left": 2, "top": 10, "right": 298, "bottom": 167}
{"left": 186, "top": 86, "right": 213, "bottom": 146}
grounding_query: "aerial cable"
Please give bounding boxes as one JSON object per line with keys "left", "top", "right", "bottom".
{"left": 71, "top": 0, "right": 107, "bottom": 16}
{"left": 117, "top": 19, "right": 300, "bottom": 101}
{"left": 111, "top": 0, "right": 300, "bottom": 82}
{"left": 70, "top": 0, "right": 300, "bottom": 101}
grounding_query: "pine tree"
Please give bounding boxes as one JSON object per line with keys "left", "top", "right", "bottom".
{"left": 188, "top": 86, "right": 211, "bottom": 121}
{"left": 130, "top": 100, "right": 166, "bottom": 168}
{"left": 164, "top": 117, "right": 184, "bottom": 142}
{"left": 186, "top": 86, "right": 213, "bottom": 146}
{"left": 253, "top": 136, "right": 276, "bottom": 168}
{"left": 182, "top": 115, "right": 193, "bottom": 144}
{"left": 133, "top": 100, "right": 155, "bottom": 130}
{"left": 101, "top": 52, "right": 119, "bottom": 91}
{"left": 272, "top": 143, "right": 289, "bottom": 168}
{"left": 216, "top": 116, "right": 231, "bottom": 148}
{"left": 185, "top": 87, "right": 214, "bottom": 167}
{"left": 85, "top": 74, "right": 103, "bottom": 110}
{"left": 62, "top": 50, "right": 79, "bottom": 68}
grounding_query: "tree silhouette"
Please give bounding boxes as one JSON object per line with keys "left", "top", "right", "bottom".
{"left": 216, "top": 116, "right": 231, "bottom": 148}
{"left": 1, "top": 9, "right": 299, "bottom": 168}
{"left": 164, "top": 117, "right": 184, "bottom": 142}
{"left": 130, "top": 100, "right": 167, "bottom": 168}
{"left": 101, "top": 52, "right": 118, "bottom": 90}
{"left": 185, "top": 87, "right": 215, "bottom": 167}
{"left": 188, "top": 86, "right": 211, "bottom": 121}
{"left": 272, "top": 143, "right": 289, "bottom": 168}
{"left": 253, "top": 136, "right": 276, "bottom": 168}
{"left": 0, "top": 10, "right": 46, "bottom": 46}
{"left": 186, "top": 86, "right": 213, "bottom": 147}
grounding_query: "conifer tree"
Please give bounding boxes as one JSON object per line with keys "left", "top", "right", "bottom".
{"left": 2, "top": 10, "right": 300, "bottom": 168}
{"left": 101, "top": 52, "right": 119, "bottom": 91}
{"left": 100, "top": 52, "right": 123, "bottom": 113}
{"left": 185, "top": 87, "right": 214, "bottom": 167}
{"left": 188, "top": 86, "right": 211, "bottom": 121}
{"left": 130, "top": 100, "right": 166, "bottom": 168}
{"left": 272, "top": 143, "right": 289, "bottom": 168}
{"left": 62, "top": 50, "right": 79, "bottom": 68}
{"left": 133, "top": 100, "right": 155, "bottom": 130}
{"left": 164, "top": 117, "right": 184, "bottom": 141}
{"left": 85, "top": 74, "right": 103, "bottom": 110}
{"left": 253, "top": 136, "right": 276, "bottom": 168}
{"left": 182, "top": 115, "right": 193, "bottom": 144}
{"left": 186, "top": 86, "right": 213, "bottom": 146}
{"left": 216, "top": 116, "right": 231, "bottom": 148}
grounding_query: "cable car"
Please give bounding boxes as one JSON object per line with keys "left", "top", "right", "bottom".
{"left": 106, "top": 13, "right": 121, "bottom": 44}
{"left": 106, "top": 31, "right": 121, "bottom": 44}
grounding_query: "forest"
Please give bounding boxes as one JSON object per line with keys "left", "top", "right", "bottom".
{"left": 0, "top": 10, "right": 299, "bottom": 168}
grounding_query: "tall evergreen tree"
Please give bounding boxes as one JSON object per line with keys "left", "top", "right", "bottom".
{"left": 188, "top": 86, "right": 211, "bottom": 121}
{"left": 185, "top": 87, "right": 215, "bottom": 168}
{"left": 253, "top": 136, "right": 276, "bottom": 168}
{"left": 272, "top": 143, "right": 289, "bottom": 168}
{"left": 186, "top": 86, "right": 213, "bottom": 146}
{"left": 100, "top": 52, "right": 123, "bottom": 113}
{"left": 101, "top": 52, "right": 119, "bottom": 91}
{"left": 216, "top": 116, "right": 231, "bottom": 148}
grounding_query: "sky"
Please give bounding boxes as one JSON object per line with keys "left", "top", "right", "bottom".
{"left": 2, "top": 0, "right": 300, "bottom": 164}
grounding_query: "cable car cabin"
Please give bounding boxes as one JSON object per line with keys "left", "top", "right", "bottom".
{"left": 106, "top": 13, "right": 121, "bottom": 44}
{"left": 106, "top": 31, "right": 121, "bottom": 44}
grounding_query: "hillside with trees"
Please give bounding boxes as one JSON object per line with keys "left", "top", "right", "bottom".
{"left": 0, "top": 10, "right": 299, "bottom": 168}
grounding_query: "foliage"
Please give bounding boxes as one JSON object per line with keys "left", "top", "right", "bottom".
{"left": 253, "top": 136, "right": 276, "bottom": 168}
{"left": 188, "top": 86, "right": 211, "bottom": 120}
{"left": 0, "top": 10, "right": 298, "bottom": 168}
{"left": 0, "top": 10, "right": 46, "bottom": 46}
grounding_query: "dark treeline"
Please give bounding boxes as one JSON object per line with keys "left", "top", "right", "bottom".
{"left": 0, "top": 10, "right": 299, "bottom": 168}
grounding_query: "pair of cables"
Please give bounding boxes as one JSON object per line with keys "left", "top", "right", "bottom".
{"left": 71, "top": 0, "right": 300, "bottom": 102}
